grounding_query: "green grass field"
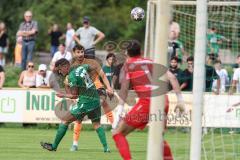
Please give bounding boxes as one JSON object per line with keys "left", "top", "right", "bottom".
{"left": 0, "top": 126, "right": 239, "bottom": 160}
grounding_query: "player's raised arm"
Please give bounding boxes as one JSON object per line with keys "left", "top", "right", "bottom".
{"left": 167, "top": 70, "right": 185, "bottom": 112}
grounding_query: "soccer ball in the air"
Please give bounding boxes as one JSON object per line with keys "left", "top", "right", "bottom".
{"left": 131, "top": 7, "right": 145, "bottom": 21}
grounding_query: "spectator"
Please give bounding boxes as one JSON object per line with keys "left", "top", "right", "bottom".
{"left": 168, "top": 30, "right": 188, "bottom": 64}
{"left": 102, "top": 53, "right": 116, "bottom": 86}
{"left": 50, "top": 43, "right": 72, "bottom": 70}
{"left": 205, "top": 55, "right": 220, "bottom": 94}
{"left": 65, "top": 22, "right": 75, "bottom": 52}
{"left": 14, "top": 36, "right": 22, "bottom": 67}
{"left": 207, "top": 27, "right": 230, "bottom": 58}
{"left": 36, "top": 64, "right": 51, "bottom": 88}
{"left": 181, "top": 56, "right": 194, "bottom": 91}
{"left": 169, "top": 56, "right": 183, "bottom": 84}
{"left": 18, "top": 61, "right": 36, "bottom": 88}
{"left": 0, "top": 65, "right": 5, "bottom": 89}
{"left": 169, "top": 20, "right": 180, "bottom": 39}
{"left": 74, "top": 16, "right": 105, "bottom": 59}
{"left": 212, "top": 60, "right": 229, "bottom": 93}
{"left": 229, "top": 56, "right": 240, "bottom": 94}
{"left": 0, "top": 22, "right": 9, "bottom": 66}
{"left": 48, "top": 24, "right": 64, "bottom": 57}
{"left": 17, "top": 10, "right": 38, "bottom": 70}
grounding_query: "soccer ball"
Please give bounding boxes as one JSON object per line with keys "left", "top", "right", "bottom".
{"left": 131, "top": 7, "right": 145, "bottom": 21}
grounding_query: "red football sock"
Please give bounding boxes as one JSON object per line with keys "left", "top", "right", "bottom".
{"left": 113, "top": 133, "right": 131, "bottom": 160}
{"left": 164, "top": 140, "right": 173, "bottom": 160}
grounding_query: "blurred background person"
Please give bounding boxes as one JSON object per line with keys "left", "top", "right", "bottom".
{"left": 212, "top": 60, "right": 229, "bottom": 93}
{"left": 102, "top": 53, "right": 116, "bottom": 86}
{"left": 50, "top": 43, "right": 72, "bottom": 70}
{"left": 0, "top": 22, "right": 9, "bottom": 66}
{"left": 169, "top": 56, "right": 183, "bottom": 85}
{"left": 14, "top": 36, "right": 23, "bottom": 67}
{"left": 65, "top": 22, "right": 75, "bottom": 52}
{"left": 36, "top": 64, "right": 51, "bottom": 88}
{"left": 181, "top": 56, "right": 194, "bottom": 91}
{"left": 74, "top": 16, "right": 105, "bottom": 59}
{"left": 18, "top": 61, "right": 36, "bottom": 88}
{"left": 0, "top": 65, "right": 5, "bottom": 89}
{"left": 48, "top": 24, "right": 64, "bottom": 57}
{"left": 17, "top": 11, "right": 38, "bottom": 70}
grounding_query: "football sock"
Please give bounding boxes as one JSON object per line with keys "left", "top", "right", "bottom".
{"left": 113, "top": 133, "right": 131, "bottom": 160}
{"left": 73, "top": 122, "right": 82, "bottom": 146}
{"left": 52, "top": 124, "right": 68, "bottom": 150}
{"left": 96, "top": 127, "right": 108, "bottom": 149}
{"left": 163, "top": 140, "right": 173, "bottom": 160}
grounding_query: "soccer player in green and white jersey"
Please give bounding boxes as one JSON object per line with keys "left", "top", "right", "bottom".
{"left": 40, "top": 58, "right": 110, "bottom": 152}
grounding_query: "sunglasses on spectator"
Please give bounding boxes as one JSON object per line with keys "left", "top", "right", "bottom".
{"left": 28, "top": 65, "right": 34, "bottom": 68}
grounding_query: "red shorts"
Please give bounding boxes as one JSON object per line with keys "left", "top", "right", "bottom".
{"left": 124, "top": 96, "right": 169, "bottom": 130}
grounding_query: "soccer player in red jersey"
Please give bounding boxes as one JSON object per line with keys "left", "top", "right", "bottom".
{"left": 112, "top": 40, "right": 185, "bottom": 160}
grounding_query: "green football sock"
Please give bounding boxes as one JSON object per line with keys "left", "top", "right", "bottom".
{"left": 96, "top": 127, "right": 108, "bottom": 149}
{"left": 52, "top": 124, "right": 68, "bottom": 150}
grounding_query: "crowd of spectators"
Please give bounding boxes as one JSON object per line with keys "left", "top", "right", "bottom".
{"left": 0, "top": 10, "right": 239, "bottom": 97}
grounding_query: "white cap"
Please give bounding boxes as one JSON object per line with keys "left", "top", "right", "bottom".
{"left": 38, "top": 64, "right": 47, "bottom": 71}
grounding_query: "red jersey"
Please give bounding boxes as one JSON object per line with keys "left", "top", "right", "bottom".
{"left": 122, "top": 56, "right": 153, "bottom": 99}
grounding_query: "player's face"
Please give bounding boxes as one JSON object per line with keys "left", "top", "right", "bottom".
{"left": 73, "top": 49, "right": 85, "bottom": 62}
{"left": 170, "top": 60, "right": 178, "bottom": 69}
{"left": 59, "top": 45, "right": 65, "bottom": 53}
{"left": 59, "top": 65, "right": 70, "bottom": 76}
{"left": 107, "top": 57, "right": 115, "bottom": 66}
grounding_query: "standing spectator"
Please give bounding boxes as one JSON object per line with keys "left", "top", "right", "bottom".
{"left": 212, "top": 60, "right": 229, "bottom": 93}
{"left": 18, "top": 61, "right": 36, "bottom": 88}
{"left": 102, "top": 53, "right": 116, "bottom": 86}
{"left": 36, "top": 64, "right": 51, "bottom": 88}
{"left": 17, "top": 11, "right": 38, "bottom": 70}
{"left": 48, "top": 24, "right": 64, "bottom": 57}
{"left": 181, "top": 56, "right": 194, "bottom": 91}
{"left": 50, "top": 43, "right": 72, "bottom": 70}
{"left": 14, "top": 36, "right": 23, "bottom": 67}
{"left": 205, "top": 55, "right": 220, "bottom": 94}
{"left": 207, "top": 27, "right": 230, "bottom": 58}
{"left": 65, "top": 22, "right": 75, "bottom": 52}
{"left": 0, "top": 65, "right": 5, "bottom": 89}
{"left": 168, "top": 30, "right": 187, "bottom": 64}
{"left": 0, "top": 22, "right": 9, "bottom": 66}
{"left": 230, "top": 58, "right": 240, "bottom": 94}
{"left": 169, "top": 20, "right": 180, "bottom": 38}
{"left": 169, "top": 56, "right": 183, "bottom": 84}
{"left": 74, "top": 16, "right": 105, "bottom": 59}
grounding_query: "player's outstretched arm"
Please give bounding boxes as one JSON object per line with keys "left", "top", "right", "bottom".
{"left": 167, "top": 71, "right": 185, "bottom": 113}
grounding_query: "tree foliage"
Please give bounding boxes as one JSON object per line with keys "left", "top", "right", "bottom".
{"left": 0, "top": 0, "right": 147, "bottom": 56}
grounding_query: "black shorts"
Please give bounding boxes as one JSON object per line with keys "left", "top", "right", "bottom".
{"left": 84, "top": 48, "right": 95, "bottom": 59}
{"left": 97, "top": 88, "right": 107, "bottom": 99}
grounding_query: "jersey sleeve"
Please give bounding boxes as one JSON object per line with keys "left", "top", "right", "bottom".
{"left": 233, "top": 69, "right": 240, "bottom": 81}
{"left": 91, "top": 27, "right": 100, "bottom": 36}
{"left": 68, "top": 72, "right": 79, "bottom": 88}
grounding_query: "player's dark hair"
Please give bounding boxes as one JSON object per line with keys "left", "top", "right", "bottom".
{"left": 127, "top": 40, "right": 141, "bottom": 57}
{"left": 106, "top": 53, "right": 116, "bottom": 60}
{"left": 187, "top": 56, "right": 194, "bottom": 62}
{"left": 214, "top": 60, "right": 221, "bottom": 64}
{"left": 59, "top": 43, "right": 65, "bottom": 47}
{"left": 170, "top": 56, "right": 179, "bottom": 62}
{"left": 55, "top": 58, "right": 70, "bottom": 68}
{"left": 73, "top": 44, "right": 85, "bottom": 52}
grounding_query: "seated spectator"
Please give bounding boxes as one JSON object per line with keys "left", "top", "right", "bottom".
{"left": 181, "top": 56, "right": 193, "bottom": 91}
{"left": 36, "top": 64, "right": 51, "bottom": 88}
{"left": 0, "top": 65, "right": 5, "bottom": 89}
{"left": 212, "top": 60, "right": 229, "bottom": 93}
{"left": 50, "top": 43, "right": 72, "bottom": 70}
{"left": 169, "top": 56, "right": 183, "bottom": 84}
{"left": 18, "top": 61, "right": 36, "bottom": 88}
{"left": 102, "top": 53, "right": 116, "bottom": 86}
{"left": 205, "top": 55, "right": 220, "bottom": 94}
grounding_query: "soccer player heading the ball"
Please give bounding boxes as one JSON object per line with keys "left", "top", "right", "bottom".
{"left": 40, "top": 58, "right": 110, "bottom": 153}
